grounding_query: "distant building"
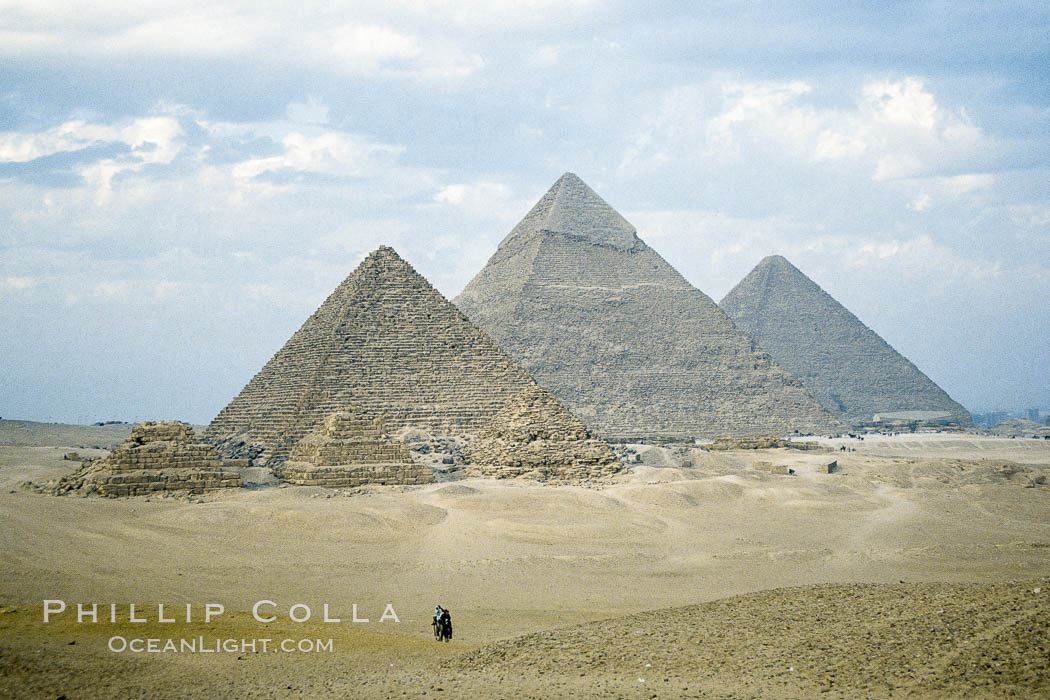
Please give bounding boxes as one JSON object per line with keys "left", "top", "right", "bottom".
{"left": 972, "top": 411, "right": 1010, "bottom": 428}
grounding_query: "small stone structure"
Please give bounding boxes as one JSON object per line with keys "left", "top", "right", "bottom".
{"left": 709, "top": 435, "right": 789, "bottom": 450}
{"left": 47, "top": 421, "right": 244, "bottom": 497}
{"left": 461, "top": 386, "right": 622, "bottom": 480}
{"left": 275, "top": 409, "right": 435, "bottom": 487}
{"left": 820, "top": 460, "right": 838, "bottom": 474}
{"left": 707, "top": 435, "right": 821, "bottom": 451}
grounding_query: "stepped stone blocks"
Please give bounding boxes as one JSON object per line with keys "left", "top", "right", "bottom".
{"left": 719, "top": 255, "right": 974, "bottom": 430}
{"left": 48, "top": 421, "right": 244, "bottom": 497}
{"left": 462, "top": 386, "right": 622, "bottom": 480}
{"left": 276, "top": 409, "right": 434, "bottom": 487}
{"left": 205, "top": 246, "right": 545, "bottom": 466}
{"left": 454, "top": 172, "right": 843, "bottom": 442}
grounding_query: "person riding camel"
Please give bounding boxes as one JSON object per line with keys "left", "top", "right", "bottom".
{"left": 432, "top": 604, "right": 452, "bottom": 640}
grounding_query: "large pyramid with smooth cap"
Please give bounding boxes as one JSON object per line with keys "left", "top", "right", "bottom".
{"left": 454, "top": 173, "right": 843, "bottom": 441}
{"left": 205, "top": 246, "right": 544, "bottom": 465}
{"left": 719, "top": 255, "right": 974, "bottom": 429}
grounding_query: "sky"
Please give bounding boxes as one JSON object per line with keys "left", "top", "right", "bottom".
{"left": 1, "top": 1, "right": 1048, "bottom": 425}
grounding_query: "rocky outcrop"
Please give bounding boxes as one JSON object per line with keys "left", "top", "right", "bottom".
{"left": 462, "top": 386, "right": 621, "bottom": 480}
{"left": 43, "top": 421, "right": 244, "bottom": 497}
{"left": 720, "top": 255, "right": 974, "bottom": 430}
{"left": 205, "top": 246, "right": 545, "bottom": 466}
{"left": 454, "top": 173, "right": 843, "bottom": 441}
{"left": 276, "top": 409, "right": 434, "bottom": 487}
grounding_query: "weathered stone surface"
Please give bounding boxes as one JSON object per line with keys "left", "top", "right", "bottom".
{"left": 205, "top": 246, "right": 545, "bottom": 466}
{"left": 276, "top": 409, "right": 434, "bottom": 487}
{"left": 719, "top": 255, "right": 974, "bottom": 430}
{"left": 454, "top": 173, "right": 843, "bottom": 442}
{"left": 708, "top": 435, "right": 789, "bottom": 450}
{"left": 706, "top": 434, "right": 822, "bottom": 451}
{"left": 461, "top": 386, "right": 622, "bottom": 480}
{"left": 44, "top": 421, "right": 243, "bottom": 497}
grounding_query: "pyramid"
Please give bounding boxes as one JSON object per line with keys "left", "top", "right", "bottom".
{"left": 205, "top": 246, "right": 542, "bottom": 465}
{"left": 454, "top": 173, "right": 843, "bottom": 441}
{"left": 462, "top": 385, "right": 622, "bottom": 480}
{"left": 276, "top": 409, "right": 434, "bottom": 486}
{"left": 719, "top": 255, "right": 974, "bottom": 429}
{"left": 47, "top": 421, "right": 244, "bottom": 497}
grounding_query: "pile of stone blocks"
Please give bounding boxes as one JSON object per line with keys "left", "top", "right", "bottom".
{"left": 708, "top": 435, "right": 790, "bottom": 450}
{"left": 461, "top": 386, "right": 622, "bottom": 480}
{"left": 707, "top": 434, "right": 822, "bottom": 451}
{"left": 46, "top": 421, "right": 244, "bottom": 497}
{"left": 276, "top": 409, "right": 434, "bottom": 487}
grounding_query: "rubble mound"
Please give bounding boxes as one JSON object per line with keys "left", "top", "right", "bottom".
{"left": 706, "top": 434, "right": 821, "bottom": 451}
{"left": 41, "top": 421, "right": 244, "bottom": 497}
{"left": 276, "top": 409, "right": 435, "bottom": 487}
{"left": 461, "top": 386, "right": 622, "bottom": 480}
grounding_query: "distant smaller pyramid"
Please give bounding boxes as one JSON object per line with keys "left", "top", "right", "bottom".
{"left": 45, "top": 421, "right": 244, "bottom": 497}
{"left": 720, "top": 255, "right": 974, "bottom": 429}
{"left": 462, "top": 386, "right": 622, "bottom": 480}
{"left": 276, "top": 408, "right": 435, "bottom": 487}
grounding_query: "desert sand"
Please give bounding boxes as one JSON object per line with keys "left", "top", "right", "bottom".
{"left": 1, "top": 422, "right": 1048, "bottom": 697}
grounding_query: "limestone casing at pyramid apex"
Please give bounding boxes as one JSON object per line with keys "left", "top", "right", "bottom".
{"left": 453, "top": 175, "right": 846, "bottom": 440}
{"left": 496, "top": 171, "right": 641, "bottom": 252}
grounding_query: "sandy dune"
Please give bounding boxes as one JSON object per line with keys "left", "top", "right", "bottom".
{"left": 1, "top": 424, "right": 1048, "bottom": 697}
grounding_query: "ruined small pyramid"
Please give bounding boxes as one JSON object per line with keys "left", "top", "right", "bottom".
{"left": 48, "top": 421, "right": 243, "bottom": 497}
{"left": 276, "top": 408, "right": 434, "bottom": 486}
{"left": 205, "top": 246, "right": 541, "bottom": 465}
{"left": 719, "top": 255, "right": 974, "bottom": 429}
{"left": 462, "top": 385, "right": 622, "bottom": 480}
{"left": 454, "top": 173, "right": 843, "bottom": 440}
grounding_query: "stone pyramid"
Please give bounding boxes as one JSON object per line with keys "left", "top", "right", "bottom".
{"left": 276, "top": 409, "right": 434, "bottom": 487}
{"left": 47, "top": 421, "right": 244, "bottom": 497}
{"left": 719, "top": 255, "right": 974, "bottom": 429}
{"left": 454, "top": 173, "right": 843, "bottom": 441}
{"left": 205, "top": 246, "right": 540, "bottom": 465}
{"left": 462, "top": 385, "right": 622, "bottom": 480}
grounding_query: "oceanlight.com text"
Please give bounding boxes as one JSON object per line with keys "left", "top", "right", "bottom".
{"left": 107, "top": 636, "right": 334, "bottom": 653}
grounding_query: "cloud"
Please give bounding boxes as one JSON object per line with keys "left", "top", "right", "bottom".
{"left": 434, "top": 180, "right": 510, "bottom": 207}
{"left": 230, "top": 131, "right": 403, "bottom": 182}
{"left": 285, "top": 97, "right": 330, "bottom": 125}
{"left": 1, "top": 277, "right": 36, "bottom": 291}
{"left": 100, "top": 7, "right": 271, "bottom": 56}
{"left": 306, "top": 24, "right": 484, "bottom": 81}
{"left": 0, "top": 6, "right": 487, "bottom": 83}
{"left": 621, "top": 76, "right": 999, "bottom": 185}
